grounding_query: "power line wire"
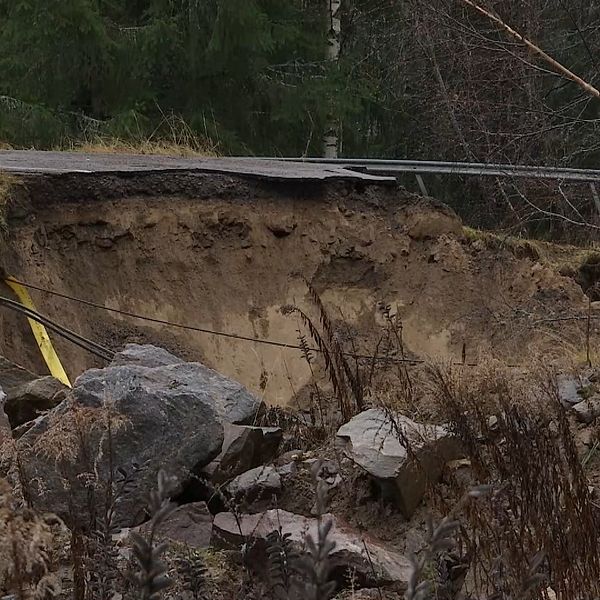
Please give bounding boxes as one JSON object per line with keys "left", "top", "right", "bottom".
{"left": 7, "top": 278, "right": 429, "bottom": 365}
{"left": 7, "top": 278, "right": 534, "bottom": 369}
{"left": 0, "top": 295, "right": 114, "bottom": 361}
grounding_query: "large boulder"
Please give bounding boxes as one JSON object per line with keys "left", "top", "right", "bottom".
{"left": 336, "top": 409, "right": 462, "bottom": 517}
{"left": 212, "top": 509, "right": 412, "bottom": 590}
{"left": 76, "top": 345, "right": 264, "bottom": 425}
{"left": 111, "top": 344, "right": 185, "bottom": 368}
{"left": 202, "top": 423, "right": 282, "bottom": 483}
{"left": 16, "top": 346, "right": 264, "bottom": 527}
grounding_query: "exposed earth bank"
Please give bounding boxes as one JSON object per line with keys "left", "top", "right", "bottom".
{"left": 0, "top": 171, "right": 592, "bottom": 405}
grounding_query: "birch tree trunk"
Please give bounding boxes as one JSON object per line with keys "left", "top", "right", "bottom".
{"left": 323, "top": 0, "right": 341, "bottom": 158}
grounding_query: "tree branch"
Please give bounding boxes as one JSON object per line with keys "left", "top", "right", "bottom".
{"left": 459, "top": 0, "right": 600, "bottom": 100}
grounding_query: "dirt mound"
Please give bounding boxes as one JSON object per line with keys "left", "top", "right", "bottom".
{"left": 0, "top": 171, "right": 592, "bottom": 405}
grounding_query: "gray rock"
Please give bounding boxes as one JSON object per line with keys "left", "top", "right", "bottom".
{"left": 404, "top": 527, "right": 428, "bottom": 555}
{"left": 12, "top": 413, "right": 45, "bottom": 439}
{"left": 0, "top": 355, "right": 39, "bottom": 394}
{"left": 0, "top": 387, "right": 10, "bottom": 442}
{"left": 276, "top": 462, "right": 298, "bottom": 478}
{"left": 558, "top": 374, "right": 591, "bottom": 406}
{"left": 138, "top": 502, "right": 213, "bottom": 549}
{"left": 573, "top": 397, "right": 600, "bottom": 424}
{"left": 4, "top": 376, "right": 67, "bottom": 427}
{"left": 336, "top": 409, "right": 462, "bottom": 517}
{"left": 266, "top": 217, "right": 297, "bottom": 238}
{"left": 579, "top": 428, "right": 594, "bottom": 447}
{"left": 17, "top": 362, "right": 228, "bottom": 527}
{"left": 202, "top": 423, "right": 282, "bottom": 483}
{"left": 212, "top": 509, "right": 413, "bottom": 589}
{"left": 443, "top": 458, "right": 475, "bottom": 488}
{"left": 0, "top": 356, "right": 65, "bottom": 428}
{"left": 227, "top": 466, "right": 281, "bottom": 510}
{"left": 75, "top": 350, "right": 263, "bottom": 425}
{"left": 111, "top": 344, "right": 185, "bottom": 368}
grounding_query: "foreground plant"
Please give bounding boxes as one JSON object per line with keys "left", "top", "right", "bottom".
{"left": 0, "top": 478, "right": 61, "bottom": 599}
{"left": 430, "top": 363, "right": 599, "bottom": 599}
{"left": 129, "top": 470, "right": 176, "bottom": 600}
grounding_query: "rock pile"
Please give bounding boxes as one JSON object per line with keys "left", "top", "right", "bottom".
{"left": 0, "top": 344, "right": 469, "bottom": 597}
{"left": 13, "top": 344, "right": 263, "bottom": 526}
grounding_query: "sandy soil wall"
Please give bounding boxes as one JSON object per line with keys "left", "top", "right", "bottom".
{"left": 0, "top": 172, "right": 588, "bottom": 404}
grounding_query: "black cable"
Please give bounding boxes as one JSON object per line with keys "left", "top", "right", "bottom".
{"left": 8, "top": 278, "right": 532, "bottom": 369}
{"left": 7, "top": 278, "right": 425, "bottom": 365}
{"left": 0, "top": 297, "right": 114, "bottom": 361}
{"left": 0, "top": 296, "right": 114, "bottom": 361}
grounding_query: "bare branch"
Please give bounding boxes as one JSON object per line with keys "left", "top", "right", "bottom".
{"left": 460, "top": 0, "right": 600, "bottom": 100}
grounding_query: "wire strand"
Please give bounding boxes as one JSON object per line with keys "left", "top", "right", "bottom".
{"left": 0, "top": 295, "right": 114, "bottom": 361}
{"left": 6, "top": 278, "right": 530, "bottom": 369}
{"left": 7, "top": 278, "right": 427, "bottom": 365}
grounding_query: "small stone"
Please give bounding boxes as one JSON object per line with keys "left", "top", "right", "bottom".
{"left": 573, "top": 398, "right": 600, "bottom": 424}
{"left": 95, "top": 237, "right": 113, "bottom": 248}
{"left": 276, "top": 449, "right": 305, "bottom": 465}
{"left": 557, "top": 374, "right": 592, "bottom": 406}
{"left": 138, "top": 502, "right": 213, "bottom": 549}
{"left": 0, "top": 387, "right": 11, "bottom": 443}
{"left": 276, "top": 462, "right": 298, "bottom": 478}
{"left": 227, "top": 466, "right": 281, "bottom": 511}
{"left": 579, "top": 429, "right": 594, "bottom": 447}
{"left": 404, "top": 527, "right": 428, "bottom": 555}
{"left": 266, "top": 218, "right": 296, "bottom": 238}
{"left": 4, "top": 376, "right": 67, "bottom": 427}
{"left": 487, "top": 415, "right": 499, "bottom": 430}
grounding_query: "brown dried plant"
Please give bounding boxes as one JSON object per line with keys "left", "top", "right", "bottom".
{"left": 283, "top": 284, "right": 414, "bottom": 429}
{"left": 429, "top": 362, "right": 600, "bottom": 600}
{"left": 0, "top": 478, "right": 61, "bottom": 599}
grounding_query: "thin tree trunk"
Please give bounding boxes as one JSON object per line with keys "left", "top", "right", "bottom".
{"left": 324, "top": 0, "right": 341, "bottom": 158}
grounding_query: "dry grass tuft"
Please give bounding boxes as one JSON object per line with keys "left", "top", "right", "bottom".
{"left": 0, "top": 478, "right": 63, "bottom": 599}
{"left": 429, "top": 362, "right": 600, "bottom": 599}
{"left": 282, "top": 283, "right": 412, "bottom": 432}
{"left": 463, "top": 225, "right": 600, "bottom": 275}
{"left": 74, "top": 138, "right": 217, "bottom": 158}
{"left": 70, "top": 114, "right": 218, "bottom": 159}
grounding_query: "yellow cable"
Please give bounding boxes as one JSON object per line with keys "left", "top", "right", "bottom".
{"left": 4, "top": 278, "right": 71, "bottom": 387}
